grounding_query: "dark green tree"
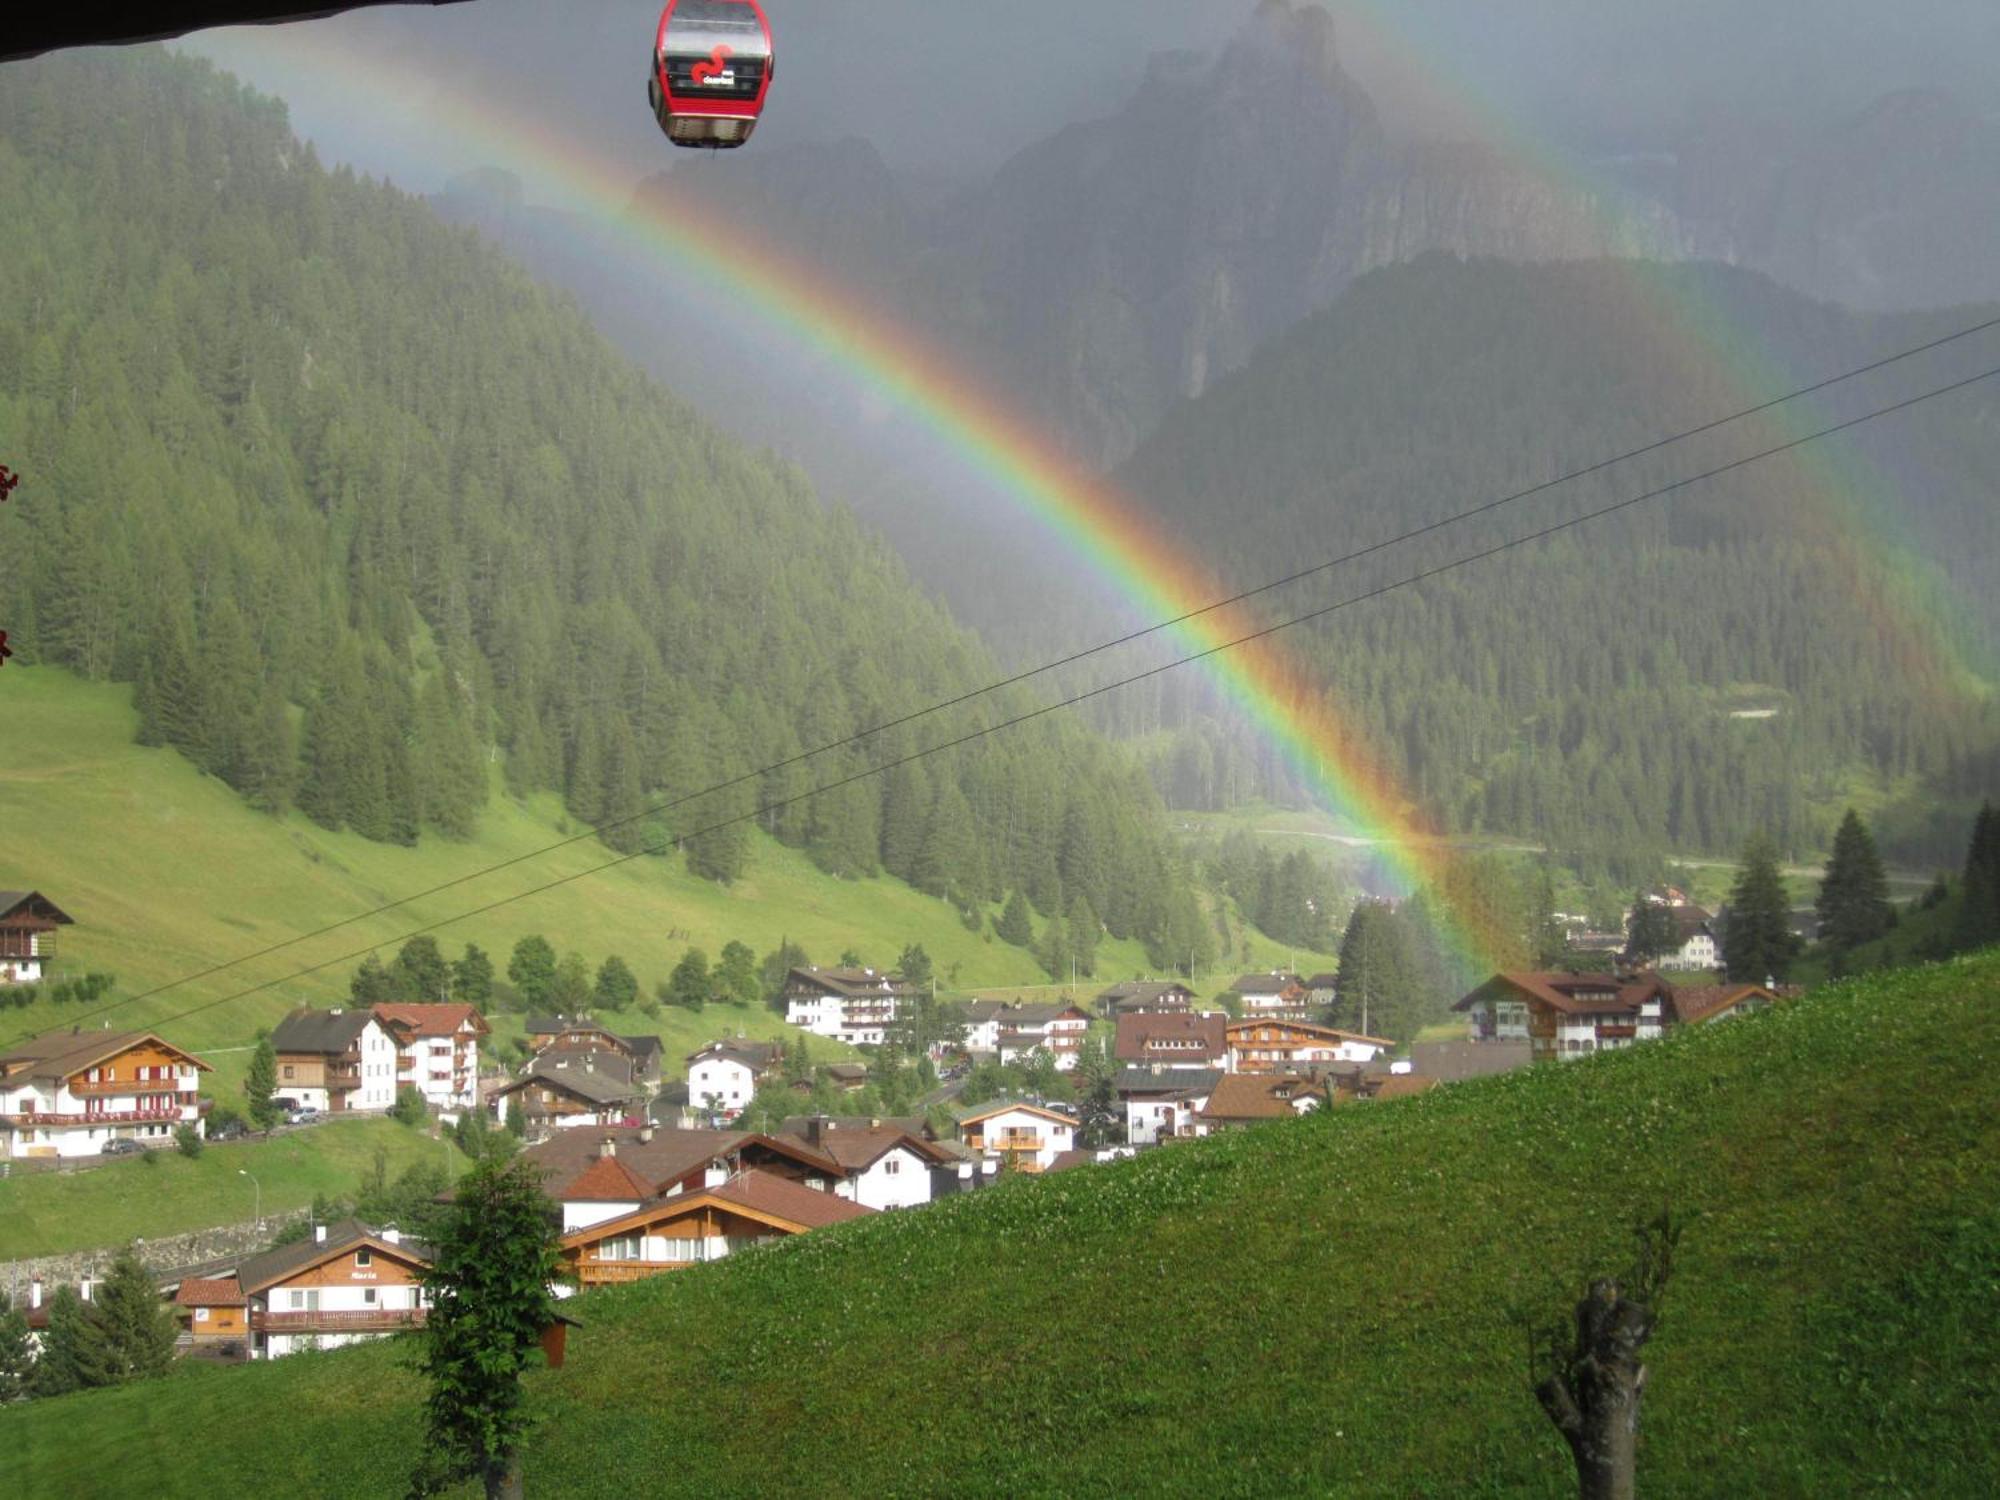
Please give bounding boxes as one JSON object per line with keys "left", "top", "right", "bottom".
{"left": 591, "top": 955, "right": 639, "bottom": 1012}
{"left": 714, "top": 942, "right": 760, "bottom": 1007}
{"left": 1955, "top": 802, "right": 2000, "bottom": 952}
{"left": 453, "top": 944, "right": 495, "bottom": 1010}
{"left": 92, "top": 1245, "right": 178, "bottom": 1383}
{"left": 996, "top": 889, "right": 1035, "bottom": 946}
{"left": 245, "top": 1036, "right": 280, "bottom": 1130}
{"left": 1625, "top": 895, "right": 1679, "bottom": 967}
{"left": 350, "top": 951, "right": 405, "bottom": 1006}
{"left": 1071, "top": 1034, "right": 1120, "bottom": 1147}
{"left": 896, "top": 943, "right": 934, "bottom": 991}
{"left": 1815, "top": 809, "right": 1895, "bottom": 952}
{"left": 1724, "top": 832, "right": 1800, "bottom": 982}
{"left": 30, "top": 1287, "right": 100, "bottom": 1397}
{"left": 0, "top": 1306, "right": 32, "bottom": 1403}
{"left": 759, "top": 939, "right": 810, "bottom": 1006}
{"left": 393, "top": 936, "right": 455, "bottom": 1004}
{"left": 667, "top": 948, "right": 711, "bottom": 1011}
{"left": 391, "top": 1086, "right": 429, "bottom": 1126}
{"left": 549, "top": 951, "right": 591, "bottom": 1014}
{"left": 410, "top": 1157, "right": 562, "bottom": 1499}
{"left": 506, "top": 936, "right": 558, "bottom": 1012}
{"left": 1335, "top": 900, "right": 1421, "bottom": 1040}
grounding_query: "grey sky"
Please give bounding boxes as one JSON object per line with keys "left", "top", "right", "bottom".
{"left": 186, "top": 1, "right": 2000, "bottom": 195}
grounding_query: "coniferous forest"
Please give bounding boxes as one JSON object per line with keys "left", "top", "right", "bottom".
{"left": 0, "top": 51, "right": 1211, "bottom": 965}
{"left": 1104, "top": 259, "right": 2000, "bottom": 868}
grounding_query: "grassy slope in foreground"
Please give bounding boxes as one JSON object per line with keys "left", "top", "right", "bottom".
{"left": 0, "top": 667, "right": 1166, "bottom": 1067}
{"left": 6, "top": 955, "right": 1998, "bottom": 1498}
{"left": 0, "top": 1117, "right": 458, "bottom": 1260}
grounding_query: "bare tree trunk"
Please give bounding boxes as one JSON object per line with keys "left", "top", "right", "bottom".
{"left": 1535, "top": 1278, "right": 1654, "bottom": 1500}
{"left": 483, "top": 1449, "right": 523, "bottom": 1500}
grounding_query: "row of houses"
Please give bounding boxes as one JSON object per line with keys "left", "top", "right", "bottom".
{"left": 267, "top": 1003, "right": 489, "bottom": 1115}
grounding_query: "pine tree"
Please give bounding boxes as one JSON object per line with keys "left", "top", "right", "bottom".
{"left": 1071, "top": 1035, "right": 1120, "bottom": 1147}
{"left": 896, "top": 942, "right": 934, "bottom": 990}
{"left": 453, "top": 944, "right": 495, "bottom": 1010}
{"left": 1626, "top": 893, "right": 1679, "bottom": 966}
{"left": 550, "top": 952, "right": 592, "bottom": 1013}
{"left": 715, "top": 942, "right": 760, "bottom": 1007}
{"left": 996, "top": 890, "right": 1035, "bottom": 947}
{"left": 393, "top": 936, "right": 455, "bottom": 1004}
{"left": 351, "top": 952, "right": 405, "bottom": 1006}
{"left": 1815, "top": 808, "right": 1894, "bottom": 952}
{"left": 506, "top": 935, "right": 558, "bottom": 1011}
{"left": 93, "top": 1245, "right": 178, "bottom": 1382}
{"left": 1725, "top": 832, "right": 1799, "bottom": 982}
{"left": 245, "top": 1036, "right": 280, "bottom": 1130}
{"left": 30, "top": 1286, "right": 99, "bottom": 1397}
{"left": 1067, "top": 894, "right": 1101, "bottom": 978}
{"left": 1036, "top": 914, "right": 1072, "bottom": 982}
{"left": 0, "top": 1306, "right": 31, "bottom": 1403}
{"left": 1955, "top": 802, "right": 2000, "bottom": 952}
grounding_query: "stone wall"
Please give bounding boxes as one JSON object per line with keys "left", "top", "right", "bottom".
{"left": 1, "top": 1213, "right": 307, "bottom": 1307}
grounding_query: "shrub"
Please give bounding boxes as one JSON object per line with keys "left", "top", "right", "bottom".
{"left": 173, "top": 1123, "right": 203, "bottom": 1159}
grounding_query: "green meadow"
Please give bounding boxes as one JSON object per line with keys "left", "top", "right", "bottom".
{"left": 3, "top": 954, "right": 1994, "bottom": 1496}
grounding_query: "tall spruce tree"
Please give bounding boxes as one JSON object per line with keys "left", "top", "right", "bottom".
{"left": 1724, "top": 833, "right": 1799, "bottom": 982}
{"left": 392, "top": 936, "right": 455, "bottom": 1004}
{"left": 1626, "top": 894, "right": 1679, "bottom": 967}
{"left": 92, "top": 1246, "right": 179, "bottom": 1382}
{"left": 506, "top": 936, "right": 558, "bottom": 1012}
{"left": 996, "top": 890, "right": 1035, "bottom": 947}
{"left": 30, "top": 1287, "right": 100, "bottom": 1397}
{"left": 0, "top": 1306, "right": 31, "bottom": 1403}
{"left": 245, "top": 1036, "right": 280, "bottom": 1130}
{"left": 453, "top": 944, "right": 495, "bottom": 1010}
{"left": 1955, "top": 802, "right": 2000, "bottom": 952}
{"left": 1815, "top": 809, "right": 1894, "bottom": 952}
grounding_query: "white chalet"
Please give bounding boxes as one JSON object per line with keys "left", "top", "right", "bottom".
{"left": 0, "top": 892, "right": 73, "bottom": 987}
{"left": 372, "top": 1003, "right": 488, "bottom": 1111}
{"left": 782, "top": 966, "right": 914, "bottom": 1046}
{"left": 0, "top": 1029, "right": 210, "bottom": 1159}
{"left": 685, "top": 1039, "right": 785, "bottom": 1115}
{"left": 955, "top": 1100, "right": 1076, "bottom": 1172}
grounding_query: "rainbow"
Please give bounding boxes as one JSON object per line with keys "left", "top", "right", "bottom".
{"left": 204, "top": 12, "right": 1990, "bottom": 980}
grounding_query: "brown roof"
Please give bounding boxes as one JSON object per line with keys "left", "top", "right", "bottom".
{"left": 233, "top": 1220, "right": 430, "bottom": 1295}
{"left": 174, "top": 1277, "right": 246, "bottom": 1308}
{"left": 1232, "top": 972, "right": 1303, "bottom": 995}
{"left": 562, "top": 1169, "right": 874, "bottom": 1245}
{"left": 0, "top": 891, "right": 74, "bottom": 928}
{"left": 372, "top": 1003, "right": 489, "bottom": 1039}
{"left": 558, "top": 1153, "right": 657, "bottom": 1202}
{"left": 1201, "top": 1074, "right": 1313, "bottom": 1122}
{"left": 787, "top": 1126, "right": 954, "bottom": 1172}
{"left": 0, "top": 1028, "right": 210, "bottom": 1084}
{"left": 707, "top": 1170, "right": 876, "bottom": 1229}
{"left": 1670, "top": 984, "right": 1781, "bottom": 1025}
{"left": 1114, "top": 1012, "right": 1226, "bottom": 1063}
{"left": 521, "top": 1126, "right": 840, "bottom": 1199}
{"left": 1222, "top": 1018, "right": 1394, "bottom": 1048}
{"left": 1453, "top": 972, "right": 1672, "bottom": 1018}
{"left": 1044, "top": 1149, "right": 1095, "bottom": 1173}
{"left": 1409, "top": 1038, "right": 1533, "bottom": 1082}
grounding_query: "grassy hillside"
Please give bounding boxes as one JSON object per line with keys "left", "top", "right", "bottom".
{"left": 0, "top": 667, "right": 1167, "bottom": 1074}
{"left": 0, "top": 1117, "right": 454, "bottom": 1259}
{"left": 6, "top": 954, "right": 1996, "bottom": 1496}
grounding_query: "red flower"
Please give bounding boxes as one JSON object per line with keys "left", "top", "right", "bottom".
{"left": 0, "top": 630, "right": 12, "bottom": 667}
{"left": 0, "top": 464, "right": 18, "bottom": 503}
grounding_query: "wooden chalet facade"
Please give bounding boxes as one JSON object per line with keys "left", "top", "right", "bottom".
{"left": 526, "top": 1015, "right": 664, "bottom": 1088}
{"left": 560, "top": 1170, "right": 873, "bottom": 1289}
{"left": 0, "top": 1029, "right": 210, "bottom": 1159}
{"left": 489, "top": 1053, "right": 647, "bottom": 1138}
{"left": 1115, "top": 1012, "right": 1227, "bottom": 1070}
{"left": 269, "top": 1007, "right": 398, "bottom": 1113}
{"left": 1197, "top": 1073, "right": 1325, "bottom": 1132}
{"left": 1224, "top": 1018, "right": 1394, "bottom": 1073}
{"left": 1094, "top": 980, "right": 1196, "bottom": 1017}
{"left": 954, "top": 1100, "right": 1076, "bottom": 1172}
{"left": 1233, "top": 972, "right": 1310, "bottom": 1020}
{"left": 232, "top": 1221, "right": 430, "bottom": 1359}
{"left": 1453, "top": 972, "right": 1681, "bottom": 1061}
{"left": 781, "top": 966, "right": 915, "bottom": 1046}
{"left": 0, "top": 891, "right": 74, "bottom": 986}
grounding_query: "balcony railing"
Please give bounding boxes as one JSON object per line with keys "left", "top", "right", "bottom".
{"left": 253, "top": 1307, "right": 426, "bottom": 1333}
{"left": 1, "top": 1105, "right": 187, "bottom": 1126}
{"left": 67, "top": 1076, "right": 197, "bottom": 1097}
{"left": 574, "top": 1262, "right": 683, "bottom": 1286}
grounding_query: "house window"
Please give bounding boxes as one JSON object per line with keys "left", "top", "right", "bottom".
{"left": 356, "top": 1249, "right": 371, "bottom": 1267}
{"left": 283, "top": 1065, "right": 295, "bottom": 1080}
{"left": 884, "top": 1158, "right": 901, "bottom": 1175}
{"left": 599, "top": 1233, "right": 644, "bottom": 1262}
{"left": 363, "top": 1288, "right": 378, "bottom": 1305}
{"left": 194, "top": 1307, "right": 210, "bottom": 1323}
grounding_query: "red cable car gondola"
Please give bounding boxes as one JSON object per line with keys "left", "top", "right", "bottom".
{"left": 649, "top": 0, "right": 774, "bottom": 150}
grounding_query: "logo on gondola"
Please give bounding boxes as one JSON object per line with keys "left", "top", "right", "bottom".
{"left": 691, "top": 45, "right": 736, "bottom": 87}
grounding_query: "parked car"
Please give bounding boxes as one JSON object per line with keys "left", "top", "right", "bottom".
{"left": 285, "top": 1105, "right": 321, "bottom": 1126}
{"left": 99, "top": 1138, "right": 144, "bottom": 1156}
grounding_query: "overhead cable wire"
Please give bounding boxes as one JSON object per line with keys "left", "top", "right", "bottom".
{"left": 61, "top": 358, "right": 1994, "bottom": 1042}
{"left": 22, "top": 313, "right": 2000, "bottom": 1044}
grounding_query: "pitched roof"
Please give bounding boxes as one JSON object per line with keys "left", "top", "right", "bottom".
{"left": 1114, "top": 1066, "right": 1223, "bottom": 1098}
{"left": 372, "top": 1003, "right": 490, "bottom": 1039}
{"left": 233, "top": 1220, "right": 429, "bottom": 1295}
{"left": 707, "top": 1170, "right": 876, "bottom": 1229}
{"left": 496, "top": 1056, "right": 647, "bottom": 1108}
{"left": 558, "top": 1153, "right": 656, "bottom": 1202}
{"left": 774, "top": 1114, "right": 928, "bottom": 1139}
{"left": 0, "top": 1028, "right": 210, "bottom": 1083}
{"left": 1201, "top": 1074, "right": 1317, "bottom": 1121}
{"left": 521, "top": 1126, "right": 841, "bottom": 1199}
{"left": 786, "top": 1125, "right": 955, "bottom": 1172}
{"left": 1452, "top": 972, "right": 1672, "bottom": 1017}
{"left": 270, "top": 1007, "right": 379, "bottom": 1055}
{"left": 784, "top": 965, "right": 913, "bottom": 998}
{"left": 1408, "top": 1038, "right": 1533, "bottom": 1082}
{"left": 688, "top": 1039, "right": 784, "bottom": 1071}
{"left": 1302, "top": 972, "right": 1341, "bottom": 989}
{"left": 1114, "top": 1012, "right": 1227, "bottom": 1061}
{"left": 1044, "top": 1149, "right": 1095, "bottom": 1173}
{"left": 1670, "top": 984, "right": 1782, "bottom": 1025}
{"left": 525, "top": 1013, "right": 597, "bottom": 1035}
{"left": 174, "top": 1277, "right": 246, "bottom": 1308}
{"left": 1095, "top": 979, "right": 1194, "bottom": 1009}
{"left": 1222, "top": 1017, "right": 1394, "bottom": 1048}
{"left": 954, "top": 1098, "right": 1074, "bottom": 1127}
{"left": 1231, "top": 972, "right": 1303, "bottom": 994}
{"left": 0, "top": 891, "right": 74, "bottom": 927}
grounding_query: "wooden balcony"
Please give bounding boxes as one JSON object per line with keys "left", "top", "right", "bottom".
{"left": 253, "top": 1307, "right": 425, "bottom": 1333}
{"left": 67, "top": 1076, "right": 195, "bottom": 1097}
{"left": 573, "top": 1261, "right": 685, "bottom": 1287}
{"left": 1, "top": 1105, "right": 186, "bottom": 1126}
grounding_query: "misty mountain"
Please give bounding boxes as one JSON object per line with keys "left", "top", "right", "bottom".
{"left": 0, "top": 48, "right": 1215, "bottom": 963}
{"left": 1107, "top": 255, "right": 2000, "bottom": 866}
